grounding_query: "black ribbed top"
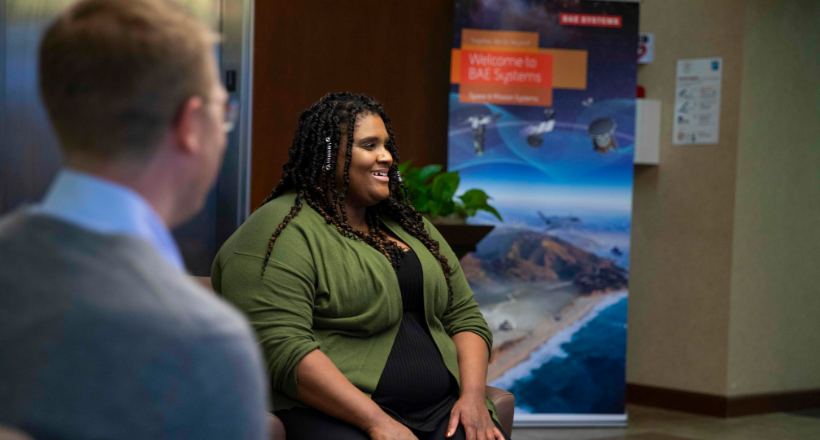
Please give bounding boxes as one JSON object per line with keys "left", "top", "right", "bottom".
{"left": 372, "top": 250, "right": 458, "bottom": 431}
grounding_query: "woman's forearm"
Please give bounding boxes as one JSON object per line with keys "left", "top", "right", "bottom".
{"left": 295, "top": 349, "right": 391, "bottom": 432}
{"left": 451, "top": 331, "right": 490, "bottom": 399}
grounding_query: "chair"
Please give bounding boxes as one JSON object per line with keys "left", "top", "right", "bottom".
{"left": 192, "top": 276, "right": 515, "bottom": 438}
{"left": 486, "top": 385, "right": 515, "bottom": 436}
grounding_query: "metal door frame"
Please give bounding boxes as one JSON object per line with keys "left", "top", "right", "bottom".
{"left": 215, "top": 0, "right": 253, "bottom": 248}
{"left": 0, "top": 0, "right": 6, "bottom": 210}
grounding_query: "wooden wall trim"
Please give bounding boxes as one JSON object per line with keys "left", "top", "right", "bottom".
{"left": 727, "top": 389, "right": 820, "bottom": 417}
{"left": 626, "top": 383, "right": 820, "bottom": 418}
{"left": 626, "top": 383, "right": 727, "bottom": 417}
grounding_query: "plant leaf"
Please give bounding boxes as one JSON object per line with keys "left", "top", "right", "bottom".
{"left": 404, "top": 168, "right": 421, "bottom": 183}
{"left": 480, "top": 205, "right": 503, "bottom": 222}
{"left": 412, "top": 192, "right": 429, "bottom": 212}
{"left": 442, "top": 200, "right": 456, "bottom": 216}
{"left": 458, "top": 189, "right": 490, "bottom": 208}
{"left": 428, "top": 200, "right": 442, "bottom": 218}
{"left": 457, "top": 188, "right": 502, "bottom": 221}
{"left": 418, "top": 164, "right": 443, "bottom": 183}
{"left": 431, "top": 172, "right": 460, "bottom": 205}
{"left": 454, "top": 202, "right": 468, "bottom": 219}
{"left": 397, "top": 160, "right": 412, "bottom": 175}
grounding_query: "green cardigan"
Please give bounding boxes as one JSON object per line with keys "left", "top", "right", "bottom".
{"left": 212, "top": 191, "right": 497, "bottom": 421}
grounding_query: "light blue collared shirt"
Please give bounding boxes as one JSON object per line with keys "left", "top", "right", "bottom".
{"left": 32, "top": 169, "right": 186, "bottom": 271}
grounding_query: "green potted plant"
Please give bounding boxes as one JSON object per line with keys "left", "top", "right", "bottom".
{"left": 397, "top": 161, "right": 502, "bottom": 259}
{"left": 397, "top": 162, "right": 502, "bottom": 224}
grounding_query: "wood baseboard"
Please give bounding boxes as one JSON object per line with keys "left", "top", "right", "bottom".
{"left": 727, "top": 389, "right": 820, "bottom": 417}
{"left": 626, "top": 383, "right": 727, "bottom": 417}
{"left": 626, "top": 383, "right": 820, "bottom": 418}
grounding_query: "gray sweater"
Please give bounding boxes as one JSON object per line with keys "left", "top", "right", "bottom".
{"left": 0, "top": 212, "right": 269, "bottom": 439}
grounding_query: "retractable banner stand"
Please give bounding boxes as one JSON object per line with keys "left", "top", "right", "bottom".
{"left": 447, "top": 1, "right": 639, "bottom": 427}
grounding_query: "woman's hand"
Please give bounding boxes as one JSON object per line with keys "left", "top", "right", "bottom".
{"left": 449, "top": 332, "right": 503, "bottom": 439}
{"left": 295, "top": 350, "right": 417, "bottom": 439}
{"left": 366, "top": 415, "right": 419, "bottom": 440}
{"left": 446, "top": 392, "right": 504, "bottom": 440}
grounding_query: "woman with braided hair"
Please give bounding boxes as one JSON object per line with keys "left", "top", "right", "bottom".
{"left": 212, "top": 93, "right": 508, "bottom": 440}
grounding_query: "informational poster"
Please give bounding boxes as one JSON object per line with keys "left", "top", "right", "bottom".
{"left": 448, "top": 0, "right": 638, "bottom": 427}
{"left": 673, "top": 57, "right": 723, "bottom": 145}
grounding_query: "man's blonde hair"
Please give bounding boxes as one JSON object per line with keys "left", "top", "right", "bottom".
{"left": 39, "top": 0, "right": 218, "bottom": 160}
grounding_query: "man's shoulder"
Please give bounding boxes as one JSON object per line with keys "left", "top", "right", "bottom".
{"left": 0, "top": 214, "right": 267, "bottom": 439}
{"left": 0, "top": 211, "right": 252, "bottom": 341}
{"left": 0, "top": 210, "right": 141, "bottom": 257}
{"left": 0, "top": 275, "right": 265, "bottom": 440}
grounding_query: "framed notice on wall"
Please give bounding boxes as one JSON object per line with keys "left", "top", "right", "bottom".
{"left": 673, "top": 57, "right": 723, "bottom": 145}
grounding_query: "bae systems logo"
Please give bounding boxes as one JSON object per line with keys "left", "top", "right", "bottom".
{"left": 559, "top": 13, "right": 622, "bottom": 28}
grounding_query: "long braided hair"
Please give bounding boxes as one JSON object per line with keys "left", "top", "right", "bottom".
{"left": 260, "top": 92, "right": 455, "bottom": 314}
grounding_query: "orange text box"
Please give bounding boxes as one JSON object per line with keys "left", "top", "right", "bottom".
{"left": 452, "top": 48, "right": 587, "bottom": 90}
{"left": 460, "top": 84, "right": 552, "bottom": 107}
{"left": 459, "top": 50, "right": 553, "bottom": 88}
{"left": 539, "top": 49, "right": 587, "bottom": 90}
{"left": 461, "top": 29, "right": 539, "bottom": 49}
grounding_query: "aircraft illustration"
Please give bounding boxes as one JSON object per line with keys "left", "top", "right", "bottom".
{"left": 498, "top": 320, "right": 515, "bottom": 332}
{"left": 537, "top": 211, "right": 581, "bottom": 230}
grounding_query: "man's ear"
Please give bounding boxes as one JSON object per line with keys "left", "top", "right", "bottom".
{"left": 174, "top": 96, "right": 205, "bottom": 155}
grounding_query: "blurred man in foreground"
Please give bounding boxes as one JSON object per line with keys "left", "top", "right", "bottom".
{"left": 0, "top": 0, "right": 268, "bottom": 438}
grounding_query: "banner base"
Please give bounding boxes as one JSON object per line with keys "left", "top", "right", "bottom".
{"left": 513, "top": 414, "right": 628, "bottom": 428}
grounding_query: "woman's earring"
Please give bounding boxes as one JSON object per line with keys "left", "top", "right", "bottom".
{"left": 323, "top": 137, "right": 332, "bottom": 171}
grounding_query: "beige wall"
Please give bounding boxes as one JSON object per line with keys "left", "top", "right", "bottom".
{"left": 630, "top": 0, "right": 820, "bottom": 398}
{"left": 627, "top": 0, "right": 745, "bottom": 395}
{"left": 727, "top": 0, "right": 820, "bottom": 397}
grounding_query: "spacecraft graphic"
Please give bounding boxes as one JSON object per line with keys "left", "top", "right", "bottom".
{"left": 522, "top": 108, "right": 556, "bottom": 148}
{"left": 588, "top": 117, "right": 618, "bottom": 155}
{"left": 466, "top": 114, "right": 501, "bottom": 155}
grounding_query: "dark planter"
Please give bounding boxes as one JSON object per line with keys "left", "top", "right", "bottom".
{"left": 433, "top": 224, "right": 495, "bottom": 260}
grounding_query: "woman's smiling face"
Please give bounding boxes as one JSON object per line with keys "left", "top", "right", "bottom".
{"left": 335, "top": 113, "right": 393, "bottom": 208}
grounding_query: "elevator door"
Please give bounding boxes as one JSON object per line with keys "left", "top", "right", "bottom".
{"left": 0, "top": 0, "right": 253, "bottom": 275}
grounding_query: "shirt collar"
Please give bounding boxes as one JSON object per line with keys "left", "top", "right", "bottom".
{"left": 32, "top": 169, "right": 186, "bottom": 271}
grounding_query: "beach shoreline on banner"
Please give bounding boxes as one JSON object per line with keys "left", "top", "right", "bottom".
{"left": 484, "top": 289, "right": 625, "bottom": 383}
